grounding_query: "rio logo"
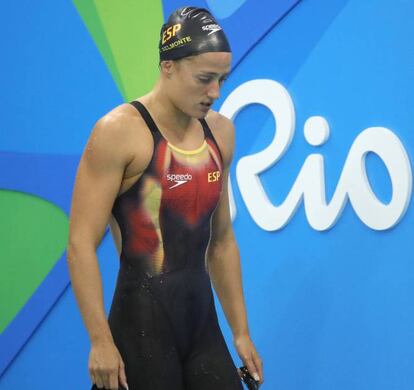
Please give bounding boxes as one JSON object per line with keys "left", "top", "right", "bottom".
{"left": 220, "top": 79, "right": 412, "bottom": 231}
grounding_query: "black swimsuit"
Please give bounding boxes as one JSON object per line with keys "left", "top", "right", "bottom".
{"left": 91, "top": 101, "right": 242, "bottom": 390}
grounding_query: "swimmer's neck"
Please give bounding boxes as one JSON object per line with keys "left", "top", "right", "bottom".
{"left": 142, "top": 82, "right": 199, "bottom": 137}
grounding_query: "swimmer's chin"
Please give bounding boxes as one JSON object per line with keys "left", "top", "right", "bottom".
{"left": 194, "top": 110, "right": 211, "bottom": 119}
{"left": 197, "top": 110, "right": 209, "bottom": 118}
{"left": 196, "top": 104, "right": 212, "bottom": 118}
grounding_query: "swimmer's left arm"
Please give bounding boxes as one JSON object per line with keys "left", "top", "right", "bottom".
{"left": 207, "top": 165, "right": 248, "bottom": 337}
{"left": 206, "top": 114, "right": 264, "bottom": 385}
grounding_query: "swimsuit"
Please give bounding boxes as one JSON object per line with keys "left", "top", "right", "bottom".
{"left": 91, "top": 101, "right": 242, "bottom": 389}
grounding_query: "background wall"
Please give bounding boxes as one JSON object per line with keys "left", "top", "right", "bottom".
{"left": 1, "top": 0, "right": 413, "bottom": 389}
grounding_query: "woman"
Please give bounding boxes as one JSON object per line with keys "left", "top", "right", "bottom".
{"left": 67, "top": 6, "right": 263, "bottom": 389}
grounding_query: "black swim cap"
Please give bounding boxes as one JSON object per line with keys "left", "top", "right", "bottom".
{"left": 159, "top": 6, "right": 231, "bottom": 61}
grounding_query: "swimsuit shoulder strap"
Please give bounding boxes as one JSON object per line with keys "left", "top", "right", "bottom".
{"left": 129, "top": 100, "right": 160, "bottom": 135}
{"left": 199, "top": 118, "right": 224, "bottom": 161}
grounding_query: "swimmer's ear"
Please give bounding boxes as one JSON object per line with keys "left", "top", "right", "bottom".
{"left": 160, "top": 60, "right": 174, "bottom": 77}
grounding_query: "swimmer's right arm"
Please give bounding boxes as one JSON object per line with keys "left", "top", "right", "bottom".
{"left": 67, "top": 111, "right": 151, "bottom": 389}
{"left": 68, "top": 114, "right": 130, "bottom": 339}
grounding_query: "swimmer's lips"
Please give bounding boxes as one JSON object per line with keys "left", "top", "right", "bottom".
{"left": 200, "top": 102, "right": 212, "bottom": 111}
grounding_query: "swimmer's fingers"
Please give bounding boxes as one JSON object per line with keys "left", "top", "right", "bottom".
{"left": 89, "top": 364, "right": 104, "bottom": 388}
{"left": 234, "top": 334, "right": 264, "bottom": 385}
{"left": 251, "top": 349, "right": 264, "bottom": 385}
{"left": 89, "top": 371, "right": 97, "bottom": 388}
{"left": 108, "top": 367, "right": 120, "bottom": 389}
{"left": 244, "top": 354, "right": 261, "bottom": 384}
{"left": 117, "top": 355, "right": 129, "bottom": 390}
{"left": 90, "top": 370, "right": 104, "bottom": 389}
{"left": 89, "top": 341, "right": 126, "bottom": 389}
{"left": 89, "top": 360, "right": 113, "bottom": 388}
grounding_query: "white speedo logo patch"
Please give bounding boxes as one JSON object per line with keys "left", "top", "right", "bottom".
{"left": 167, "top": 173, "right": 193, "bottom": 189}
{"left": 202, "top": 24, "right": 222, "bottom": 35}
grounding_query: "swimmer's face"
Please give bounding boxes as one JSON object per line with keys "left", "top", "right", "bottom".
{"left": 163, "top": 52, "right": 231, "bottom": 118}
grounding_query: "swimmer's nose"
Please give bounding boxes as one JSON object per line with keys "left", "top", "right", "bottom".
{"left": 207, "top": 80, "right": 220, "bottom": 100}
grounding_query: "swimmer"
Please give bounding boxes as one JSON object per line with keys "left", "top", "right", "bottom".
{"left": 67, "top": 6, "right": 263, "bottom": 389}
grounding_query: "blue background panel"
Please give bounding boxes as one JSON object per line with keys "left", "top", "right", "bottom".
{"left": 1, "top": 0, "right": 413, "bottom": 389}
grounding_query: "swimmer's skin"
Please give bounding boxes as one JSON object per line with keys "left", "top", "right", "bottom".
{"left": 67, "top": 52, "right": 263, "bottom": 389}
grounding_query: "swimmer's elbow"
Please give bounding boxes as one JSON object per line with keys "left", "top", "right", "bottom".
{"left": 66, "top": 236, "right": 96, "bottom": 265}
{"left": 66, "top": 239, "right": 82, "bottom": 264}
{"left": 207, "top": 233, "right": 238, "bottom": 262}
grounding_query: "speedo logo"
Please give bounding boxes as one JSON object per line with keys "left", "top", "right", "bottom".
{"left": 202, "top": 24, "right": 222, "bottom": 35}
{"left": 167, "top": 173, "right": 193, "bottom": 189}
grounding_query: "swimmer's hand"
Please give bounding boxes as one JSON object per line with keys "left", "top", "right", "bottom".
{"left": 234, "top": 334, "right": 264, "bottom": 386}
{"left": 89, "top": 340, "right": 129, "bottom": 389}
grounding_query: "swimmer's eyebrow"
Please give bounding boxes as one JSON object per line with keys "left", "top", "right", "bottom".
{"left": 199, "top": 71, "right": 229, "bottom": 78}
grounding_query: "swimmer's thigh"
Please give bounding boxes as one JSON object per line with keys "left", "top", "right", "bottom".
{"left": 90, "top": 282, "right": 185, "bottom": 390}
{"left": 183, "top": 309, "right": 243, "bottom": 390}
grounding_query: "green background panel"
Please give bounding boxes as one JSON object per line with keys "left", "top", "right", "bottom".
{"left": 73, "top": 0, "right": 164, "bottom": 101}
{"left": 0, "top": 190, "right": 68, "bottom": 333}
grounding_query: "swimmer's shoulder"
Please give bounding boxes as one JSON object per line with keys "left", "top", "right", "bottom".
{"left": 204, "top": 109, "right": 235, "bottom": 167}
{"left": 96, "top": 101, "right": 154, "bottom": 145}
{"left": 87, "top": 102, "right": 154, "bottom": 171}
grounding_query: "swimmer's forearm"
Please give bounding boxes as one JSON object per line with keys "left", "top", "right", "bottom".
{"left": 67, "top": 241, "right": 114, "bottom": 345}
{"left": 207, "top": 239, "right": 250, "bottom": 338}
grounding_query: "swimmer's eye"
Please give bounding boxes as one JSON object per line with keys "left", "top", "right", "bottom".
{"left": 196, "top": 76, "right": 227, "bottom": 85}
{"left": 197, "top": 76, "right": 213, "bottom": 84}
